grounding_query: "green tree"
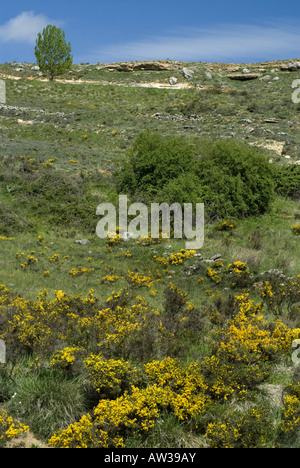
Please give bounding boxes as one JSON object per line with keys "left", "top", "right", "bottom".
{"left": 35, "top": 25, "right": 73, "bottom": 81}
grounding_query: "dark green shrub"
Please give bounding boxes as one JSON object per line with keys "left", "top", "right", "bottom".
{"left": 116, "top": 132, "right": 197, "bottom": 199}
{"left": 274, "top": 164, "right": 300, "bottom": 200}
{"left": 117, "top": 133, "right": 275, "bottom": 220}
{"left": 193, "top": 138, "right": 274, "bottom": 219}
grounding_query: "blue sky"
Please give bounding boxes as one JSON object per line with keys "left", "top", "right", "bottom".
{"left": 0, "top": 0, "right": 300, "bottom": 64}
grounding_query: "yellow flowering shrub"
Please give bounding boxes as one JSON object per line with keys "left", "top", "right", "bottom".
{"left": 215, "top": 295, "right": 300, "bottom": 364}
{"left": 69, "top": 266, "right": 94, "bottom": 276}
{"left": 50, "top": 346, "right": 83, "bottom": 370}
{"left": 144, "top": 357, "right": 208, "bottom": 420}
{"left": 48, "top": 358, "right": 209, "bottom": 448}
{"left": 206, "top": 267, "right": 222, "bottom": 284}
{"left": 48, "top": 413, "right": 110, "bottom": 449}
{"left": 138, "top": 232, "right": 169, "bottom": 245}
{"left": 101, "top": 274, "right": 123, "bottom": 283}
{"left": 202, "top": 293, "right": 300, "bottom": 401}
{"left": 164, "top": 282, "right": 188, "bottom": 317}
{"left": 0, "top": 409, "right": 29, "bottom": 447}
{"left": 0, "top": 236, "right": 14, "bottom": 241}
{"left": 261, "top": 275, "right": 300, "bottom": 315}
{"left": 49, "top": 385, "right": 168, "bottom": 448}
{"left": 84, "top": 354, "right": 140, "bottom": 397}
{"left": 226, "top": 261, "right": 251, "bottom": 287}
{"left": 205, "top": 407, "right": 272, "bottom": 448}
{"left": 169, "top": 249, "right": 196, "bottom": 265}
{"left": 280, "top": 383, "right": 300, "bottom": 442}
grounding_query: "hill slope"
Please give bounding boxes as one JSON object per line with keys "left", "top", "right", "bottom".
{"left": 0, "top": 59, "right": 300, "bottom": 448}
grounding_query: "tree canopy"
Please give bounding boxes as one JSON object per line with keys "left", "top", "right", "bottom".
{"left": 35, "top": 25, "right": 73, "bottom": 81}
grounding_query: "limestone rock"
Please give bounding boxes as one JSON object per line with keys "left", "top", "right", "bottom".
{"left": 182, "top": 67, "right": 194, "bottom": 80}
{"left": 227, "top": 73, "right": 259, "bottom": 81}
{"left": 75, "top": 239, "right": 90, "bottom": 245}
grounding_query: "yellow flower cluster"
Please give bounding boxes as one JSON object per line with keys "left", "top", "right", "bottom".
{"left": 279, "top": 382, "right": 300, "bottom": 437}
{"left": 144, "top": 357, "right": 208, "bottom": 420}
{"left": 216, "top": 294, "right": 300, "bottom": 364}
{"left": 49, "top": 253, "right": 60, "bottom": 263}
{"left": 48, "top": 357, "right": 208, "bottom": 448}
{"left": 0, "top": 236, "right": 14, "bottom": 241}
{"left": 205, "top": 422, "right": 240, "bottom": 448}
{"left": 204, "top": 407, "right": 270, "bottom": 448}
{"left": 127, "top": 270, "right": 154, "bottom": 288}
{"left": 227, "top": 261, "right": 249, "bottom": 275}
{"left": 69, "top": 266, "right": 94, "bottom": 276}
{"left": 84, "top": 354, "right": 140, "bottom": 396}
{"left": 280, "top": 394, "right": 300, "bottom": 433}
{"left": 226, "top": 261, "right": 251, "bottom": 287}
{"left": 20, "top": 255, "right": 39, "bottom": 269}
{"left": 206, "top": 267, "right": 222, "bottom": 284}
{"left": 215, "top": 219, "right": 237, "bottom": 232}
{"left": 50, "top": 346, "right": 83, "bottom": 369}
{"left": 0, "top": 409, "right": 29, "bottom": 446}
{"left": 260, "top": 275, "right": 300, "bottom": 315}
{"left": 153, "top": 249, "right": 196, "bottom": 268}
{"left": 291, "top": 224, "right": 300, "bottom": 236}
{"left": 202, "top": 293, "right": 300, "bottom": 401}
{"left": 169, "top": 250, "right": 196, "bottom": 265}
{"left": 138, "top": 232, "right": 169, "bottom": 245}
{"left": 101, "top": 274, "right": 124, "bottom": 283}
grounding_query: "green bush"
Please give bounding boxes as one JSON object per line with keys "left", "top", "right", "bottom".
{"left": 116, "top": 132, "right": 197, "bottom": 198}
{"left": 274, "top": 164, "right": 300, "bottom": 200}
{"left": 116, "top": 133, "right": 275, "bottom": 220}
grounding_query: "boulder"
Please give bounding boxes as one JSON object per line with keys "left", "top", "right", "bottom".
{"left": 211, "top": 254, "right": 222, "bottom": 261}
{"left": 259, "top": 75, "right": 272, "bottom": 81}
{"left": 75, "top": 239, "right": 90, "bottom": 245}
{"left": 204, "top": 71, "right": 213, "bottom": 80}
{"left": 169, "top": 77, "right": 178, "bottom": 85}
{"left": 182, "top": 67, "right": 194, "bottom": 80}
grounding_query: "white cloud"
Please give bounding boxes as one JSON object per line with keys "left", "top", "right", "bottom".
{"left": 92, "top": 21, "right": 300, "bottom": 63}
{"left": 0, "top": 11, "right": 62, "bottom": 45}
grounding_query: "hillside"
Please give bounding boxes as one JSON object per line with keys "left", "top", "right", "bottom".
{"left": 0, "top": 59, "right": 300, "bottom": 448}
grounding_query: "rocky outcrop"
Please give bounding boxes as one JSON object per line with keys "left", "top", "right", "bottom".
{"left": 280, "top": 61, "right": 300, "bottom": 71}
{"left": 100, "top": 61, "right": 183, "bottom": 72}
{"left": 227, "top": 73, "right": 259, "bottom": 81}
